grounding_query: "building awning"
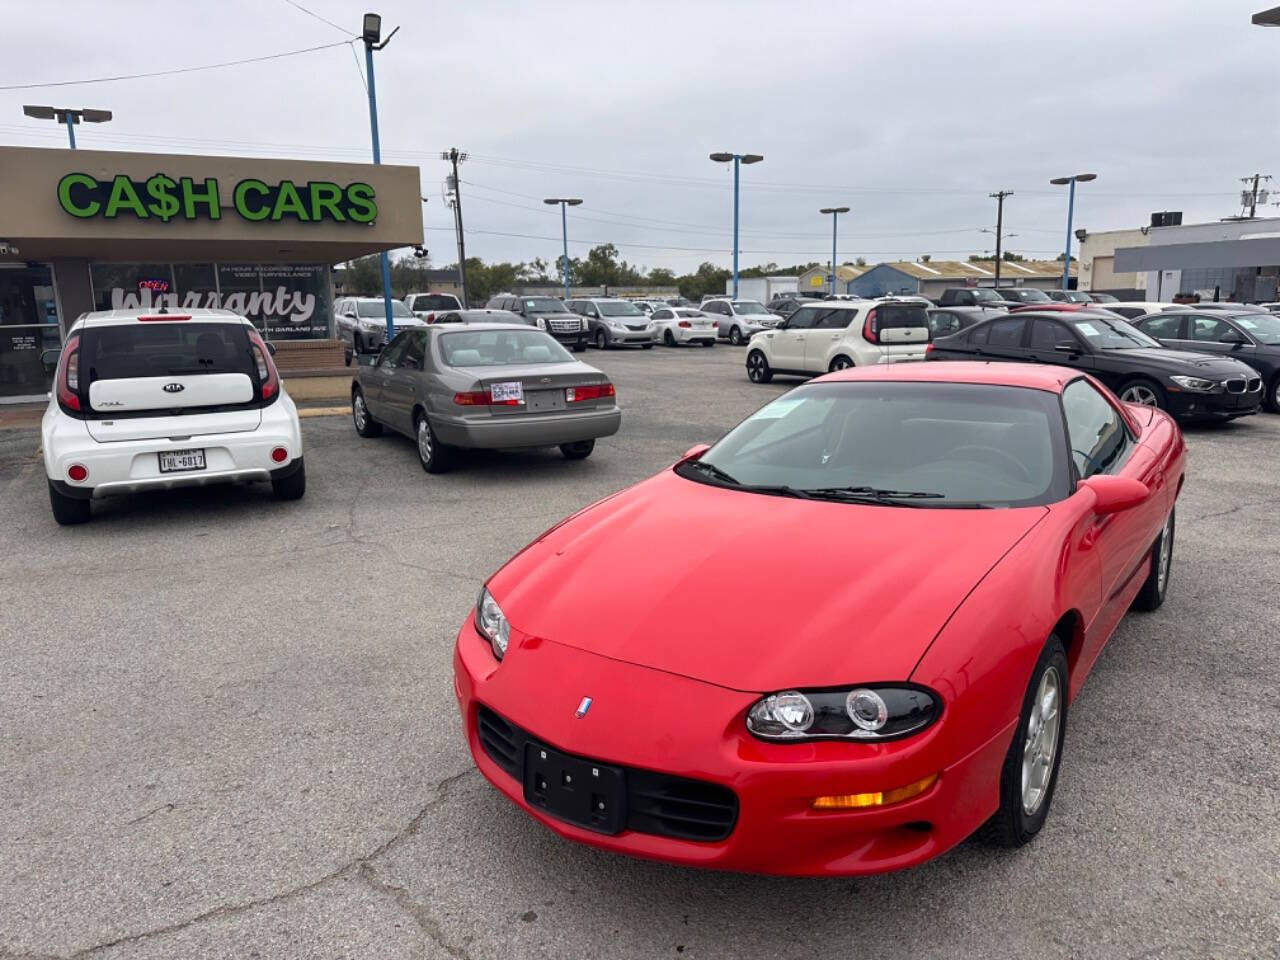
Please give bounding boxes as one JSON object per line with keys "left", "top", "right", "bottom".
{"left": 1114, "top": 236, "right": 1280, "bottom": 272}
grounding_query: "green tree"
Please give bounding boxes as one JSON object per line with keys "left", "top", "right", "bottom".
{"left": 678, "top": 262, "right": 731, "bottom": 301}
{"left": 919, "top": 255, "right": 931, "bottom": 263}
{"left": 341, "top": 255, "right": 382, "bottom": 296}
{"left": 855, "top": 256, "right": 867, "bottom": 266}
{"left": 647, "top": 267, "right": 677, "bottom": 285}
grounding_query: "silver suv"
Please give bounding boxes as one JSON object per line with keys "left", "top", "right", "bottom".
{"left": 335, "top": 297, "right": 424, "bottom": 365}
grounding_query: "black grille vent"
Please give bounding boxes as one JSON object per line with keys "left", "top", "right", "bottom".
{"left": 473, "top": 704, "right": 738, "bottom": 843}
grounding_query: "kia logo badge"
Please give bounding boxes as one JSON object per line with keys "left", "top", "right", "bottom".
{"left": 163, "top": 383, "right": 185, "bottom": 393}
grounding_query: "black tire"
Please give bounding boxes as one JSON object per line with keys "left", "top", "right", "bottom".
{"left": 746, "top": 350, "right": 773, "bottom": 383}
{"left": 982, "top": 635, "right": 1069, "bottom": 848}
{"left": 48, "top": 481, "right": 90, "bottom": 525}
{"left": 1118, "top": 377, "right": 1166, "bottom": 410}
{"left": 573, "top": 340, "right": 587, "bottom": 353}
{"left": 1132, "top": 507, "right": 1175, "bottom": 612}
{"left": 663, "top": 330, "right": 676, "bottom": 347}
{"left": 828, "top": 355, "right": 854, "bottom": 372}
{"left": 594, "top": 328, "right": 608, "bottom": 350}
{"left": 415, "top": 412, "right": 454, "bottom": 474}
{"left": 344, "top": 339, "right": 354, "bottom": 367}
{"left": 729, "top": 325, "right": 744, "bottom": 346}
{"left": 1266, "top": 375, "right": 1280, "bottom": 413}
{"left": 271, "top": 461, "right": 306, "bottom": 501}
{"left": 560, "top": 439, "right": 594, "bottom": 460}
{"left": 351, "top": 387, "right": 382, "bottom": 437}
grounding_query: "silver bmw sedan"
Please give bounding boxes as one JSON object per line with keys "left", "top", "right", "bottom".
{"left": 350, "top": 323, "right": 621, "bottom": 472}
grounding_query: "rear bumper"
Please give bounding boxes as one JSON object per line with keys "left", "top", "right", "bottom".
{"left": 433, "top": 406, "right": 622, "bottom": 448}
{"left": 674, "top": 326, "right": 717, "bottom": 343}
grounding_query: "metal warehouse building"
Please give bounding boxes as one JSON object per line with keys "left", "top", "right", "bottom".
{"left": 848, "top": 259, "right": 1076, "bottom": 299}
{"left": 1113, "top": 216, "right": 1280, "bottom": 303}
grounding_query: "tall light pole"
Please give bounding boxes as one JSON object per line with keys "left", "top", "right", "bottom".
{"left": 1049, "top": 174, "right": 1096, "bottom": 291}
{"left": 988, "top": 191, "right": 1013, "bottom": 288}
{"left": 361, "top": 12, "right": 399, "bottom": 342}
{"left": 22, "top": 105, "right": 111, "bottom": 148}
{"left": 544, "top": 198, "right": 583, "bottom": 300}
{"left": 710, "top": 152, "right": 763, "bottom": 298}
{"left": 819, "top": 207, "right": 850, "bottom": 295}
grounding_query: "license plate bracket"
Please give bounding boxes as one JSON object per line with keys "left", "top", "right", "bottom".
{"left": 158, "top": 448, "right": 207, "bottom": 473}
{"left": 523, "top": 741, "right": 626, "bottom": 835}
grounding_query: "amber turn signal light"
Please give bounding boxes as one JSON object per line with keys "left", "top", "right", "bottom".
{"left": 812, "top": 773, "right": 939, "bottom": 810}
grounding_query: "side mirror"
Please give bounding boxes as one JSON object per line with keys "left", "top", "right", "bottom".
{"left": 1079, "top": 474, "right": 1150, "bottom": 514}
{"left": 40, "top": 347, "right": 61, "bottom": 370}
{"left": 265, "top": 341, "right": 277, "bottom": 356}
{"left": 1219, "top": 331, "right": 1247, "bottom": 345}
{"left": 680, "top": 443, "right": 711, "bottom": 462}
{"left": 775, "top": 319, "right": 789, "bottom": 330}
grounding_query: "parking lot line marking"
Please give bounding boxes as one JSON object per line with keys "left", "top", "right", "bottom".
{"left": 298, "top": 406, "right": 349, "bottom": 418}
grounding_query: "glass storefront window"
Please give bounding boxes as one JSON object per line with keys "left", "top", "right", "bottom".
{"left": 0, "top": 264, "right": 59, "bottom": 396}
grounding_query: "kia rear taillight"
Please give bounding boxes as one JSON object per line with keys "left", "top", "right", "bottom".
{"left": 426, "top": 312, "right": 436, "bottom": 324}
{"left": 247, "top": 329, "right": 280, "bottom": 401}
{"left": 862, "top": 309, "right": 879, "bottom": 344}
{"left": 56, "top": 333, "right": 81, "bottom": 413}
{"left": 565, "top": 383, "right": 616, "bottom": 403}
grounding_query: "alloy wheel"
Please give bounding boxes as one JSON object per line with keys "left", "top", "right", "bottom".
{"left": 1121, "top": 384, "right": 1159, "bottom": 406}
{"left": 1157, "top": 513, "right": 1173, "bottom": 593}
{"left": 353, "top": 393, "right": 367, "bottom": 431}
{"left": 729, "top": 326, "right": 743, "bottom": 345}
{"left": 417, "top": 417, "right": 433, "bottom": 466}
{"left": 830, "top": 356, "right": 852, "bottom": 371}
{"left": 1021, "top": 665, "right": 1062, "bottom": 816}
{"left": 747, "top": 353, "right": 766, "bottom": 382}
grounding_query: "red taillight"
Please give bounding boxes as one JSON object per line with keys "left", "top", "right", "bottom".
{"left": 67, "top": 463, "right": 88, "bottom": 482}
{"left": 426, "top": 312, "right": 436, "bottom": 324}
{"left": 565, "top": 383, "right": 616, "bottom": 403}
{"left": 862, "top": 308, "right": 879, "bottom": 344}
{"left": 246, "top": 329, "right": 280, "bottom": 400}
{"left": 925, "top": 342, "right": 935, "bottom": 356}
{"left": 271, "top": 446, "right": 288, "bottom": 463}
{"left": 678, "top": 320, "right": 692, "bottom": 328}
{"left": 452, "top": 389, "right": 522, "bottom": 407}
{"left": 137, "top": 314, "right": 192, "bottom": 322}
{"left": 56, "top": 333, "right": 81, "bottom": 412}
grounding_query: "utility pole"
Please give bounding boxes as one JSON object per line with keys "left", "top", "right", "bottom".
{"left": 444, "top": 148, "right": 469, "bottom": 304}
{"left": 989, "top": 190, "right": 1013, "bottom": 288}
{"left": 1241, "top": 173, "right": 1272, "bottom": 218}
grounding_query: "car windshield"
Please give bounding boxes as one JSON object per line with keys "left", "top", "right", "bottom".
{"left": 1087, "top": 292, "right": 1118, "bottom": 303}
{"left": 1068, "top": 315, "right": 1159, "bottom": 349}
{"left": 439, "top": 329, "right": 573, "bottom": 366}
{"left": 1230, "top": 311, "right": 1280, "bottom": 344}
{"left": 732, "top": 300, "right": 768, "bottom": 314}
{"left": 523, "top": 297, "right": 565, "bottom": 314}
{"left": 971, "top": 289, "right": 1002, "bottom": 303}
{"left": 80, "top": 321, "right": 255, "bottom": 380}
{"left": 358, "top": 300, "right": 414, "bottom": 318}
{"left": 597, "top": 301, "right": 645, "bottom": 317}
{"left": 413, "top": 295, "right": 459, "bottom": 310}
{"left": 676, "top": 309, "right": 704, "bottom": 317}
{"left": 1002, "top": 289, "right": 1051, "bottom": 302}
{"left": 679, "top": 381, "right": 1067, "bottom": 508}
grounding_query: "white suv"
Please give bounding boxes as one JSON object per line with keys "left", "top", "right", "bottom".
{"left": 42, "top": 308, "right": 304, "bottom": 525}
{"left": 744, "top": 299, "right": 931, "bottom": 383}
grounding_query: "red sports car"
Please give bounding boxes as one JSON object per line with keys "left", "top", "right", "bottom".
{"left": 453, "top": 362, "right": 1185, "bottom": 876}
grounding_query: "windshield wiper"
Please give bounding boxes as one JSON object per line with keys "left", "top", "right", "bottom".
{"left": 686, "top": 460, "right": 741, "bottom": 485}
{"left": 795, "top": 486, "right": 951, "bottom": 507}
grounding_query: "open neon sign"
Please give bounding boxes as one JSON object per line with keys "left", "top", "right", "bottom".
{"left": 138, "top": 278, "right": 170, "bottom": 293}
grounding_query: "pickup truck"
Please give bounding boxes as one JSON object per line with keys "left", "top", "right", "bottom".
{"left": 937, "top": 288, "right": 1016, "bottom": 309}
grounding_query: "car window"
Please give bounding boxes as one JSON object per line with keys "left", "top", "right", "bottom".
{"left": 784, "top": 307, "right": 821, "bottom": 330}
{"left": 1189, "top": 316, "right": 1232, "bottom": 342}
{"left": 985, "top": 317, "right": 1026, "bottom": 347}
{"left": 1139, "top": 314, "right": 1184, "bottom": 339}
{"left": 652, "top": 309, "right": 672, "bottom": 320}
{"left": 597, "top": 301, "right": 644, "bottom": 317}
{"left": 358, "top": 300, "right": 413, "bottom": 319}
{"left": 439, "top": 329, "right": 574, "bottom": 366}
{"left": 929, "top": 311, "right": 961, "bottom": 337}
{"left": 1068, "top": 315, "right": 1159, "bottom": 349}
{"left": 1062, "top": 379, "right": 1130, "bottom": 479}
{"left": 377, "top": 333, "right": 410, "bottom": 369}
{"left": 1029, "top": 318, "right": 1074, "bottom": 351}
{"left": 1232, "top": 312, "right": 1280, "bottom": 344}
{"left": 968, "top": 322, "right": 990, "bottom": 345}
{"left": 731, "top": 300, "right": 768, "bottom": 315}
{"left": 814, "top": 308, "right": 855, "bottom": 330}
{"left": 80, "top": 322, "right": 256, "bottom": 383}
{"left": 402, "top": 330, "right": 427, "bottom": 370}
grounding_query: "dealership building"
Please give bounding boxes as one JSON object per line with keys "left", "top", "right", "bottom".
{"left": 0, "top": 145, "right": 423, "bottom": 401}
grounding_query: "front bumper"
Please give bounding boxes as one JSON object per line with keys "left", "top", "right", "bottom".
{"left": 606, "top": 327, "right": 657, "bottom": 345}
{"left": 43, "top": 398, "right": 303, "bottom": 499}
{"left": 1165, "top": 383, "right": 1262, "bottom": 420}
{"left": 432, "top": 406, "right": 621, "bottom": 449}
{"left": 453, "top": 620, "right": 1010, "bottom": 876}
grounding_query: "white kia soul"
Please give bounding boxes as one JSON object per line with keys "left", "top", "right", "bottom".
{"left": 42, "top": 308, "right": 304, "bottom": 525}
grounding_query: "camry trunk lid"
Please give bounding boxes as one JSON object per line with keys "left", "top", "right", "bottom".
{"left": 471, "top": 363, "right": 610, "bottom": 416}
{"left": 492, "top": 470, "right": 1047, "bottom": 691}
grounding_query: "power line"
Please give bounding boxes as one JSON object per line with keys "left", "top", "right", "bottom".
{"left": 0, "top": 39, "right": 354, "bottom": 90}
{"left": 347, "top": 40, "right": 367, "bottom": 92}
{"left": 279, "top": 0, "right": 351, "bottom": 35}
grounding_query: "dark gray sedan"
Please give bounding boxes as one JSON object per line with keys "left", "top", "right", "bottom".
{"left": 351, "top": 324, "right": 621, "bottom": 472}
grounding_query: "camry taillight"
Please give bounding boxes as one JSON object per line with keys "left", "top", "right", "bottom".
{"left": 247, "top": 329, "right": 279, "bottom": 401}
{"left": 565, "top": 383, "right": 615, "bottom": 403}
{"left": 862, "top": 309, "right": 879, "bottom": 344}
{"left": 452, "top": 390, "right": 522, "bottom": 407}
{"left": 56, "top": 333, "right": 81, "bottom": 413}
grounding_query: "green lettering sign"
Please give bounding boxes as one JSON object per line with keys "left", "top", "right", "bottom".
{"left": 104, "top": 175, "right": 148, "bottom": 219}
{"left": 270, "top": 180, "right": 309, "bottom": 221}
{"left": 233, "top": 179, "right": 271, "bottom": 221}
{"left": 345, "top": 183, "right": 377, "bottom": 223}
{"left": 57, "top": 173, "right": 100, "bottom": 217}
{"left": 181, "top": 177, "right": 221, "bottom": 220}
{"left": 308, "top": 181, "right": 345, "bottom": 222}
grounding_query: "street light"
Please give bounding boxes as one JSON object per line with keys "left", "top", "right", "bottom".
{"left": 1049, "top": 173, "right": 1097, "bottom": 291}
{"left": 544, "top": 198, "right": 583, "bottom": 300}
{"left": 360, "top": 11, "right": 400, "bottom": 343}
{"left": 23, "top": 105, "right": 112, "bottom": 149}
{"left": 710, "top": 152, "right": 763, "bottom": 298}
{"left": 819, "top": 207, "right": 850, "bottom": 295}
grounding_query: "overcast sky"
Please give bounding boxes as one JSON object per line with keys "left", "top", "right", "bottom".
{"left": 4, "top": 0, "right": 1280, "bottom": 273}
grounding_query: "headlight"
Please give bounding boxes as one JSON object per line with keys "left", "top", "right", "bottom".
{"left": 746, "top": 685, "right": 938, "bottom": 741}
{"left": 534, "top": 317, "right": 547, "bottom": 329}
{"left": 474, "top": 587, "right": 509, "bottom": 660}
{"left": 1170, "top": 375, "right": 1218, "bottom": 392}
{"left": 608, "top": 320, "right": 627, "bottom": 330}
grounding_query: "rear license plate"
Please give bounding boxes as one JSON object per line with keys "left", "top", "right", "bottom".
{"left": 158, "top": 448, "right": 206, "bottom": 473}
{"left": 523, "top": 741, "right": 626, "bottom": 835}
{"left": 526, "top": 389, "right": 566, "bottom": 412}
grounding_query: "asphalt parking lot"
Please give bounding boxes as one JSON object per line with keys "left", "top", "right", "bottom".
{"left": 2, "top": 344, "right": 1278, "bottom": 960}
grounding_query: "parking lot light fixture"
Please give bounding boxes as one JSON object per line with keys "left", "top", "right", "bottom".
{"left": 23, "top": 104, "right": 112, "bottom": 149}
{"left": 1252, "top": 6, "right": 1280, "bottom": 25}
{"left": 820, "top": 207, "right": 850, "bottom": 295}
{"left": 710, "top": 152, "right": 764, "bottom": 298}
{"left": 361, "top": 11, "right": 399, "bottom": 342}
{"left": 544, "top": 198, "right": 583, "bottom": 300}
{"left": 1050, "top": 174, "right": 1096, "bottom": 291}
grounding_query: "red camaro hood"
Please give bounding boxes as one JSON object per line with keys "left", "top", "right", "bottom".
{"left": 491, "top": 470, "right": 1046, "bottom": 692}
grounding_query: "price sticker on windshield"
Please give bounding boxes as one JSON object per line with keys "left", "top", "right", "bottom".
{"left": 491, "top": 381, "right": 524, "bottom": 403}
